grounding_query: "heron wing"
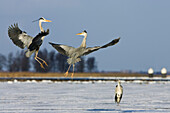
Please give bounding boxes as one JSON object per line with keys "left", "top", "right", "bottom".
{"left": 120, "top": 94, "right": 122, "bottom": 101}
{"left": 8, "top": 23, "right": 33, "bottom": 49}
{"left": 120, "top": 85, "right": 123, "bottom": 94}
{"left": 115, "top": 94, "right": 118, "bottom": 102}
{"left": 82, "top": 37, "right": 120, "bottom": 56}
{"left": 28, "top": 29, "right": 50, "bottom": 51}
{"left": 49, "top": 42, "right": 75, "bottom": 56}
{"left": 32, "top": 29, "right": 49, "bottom": 42}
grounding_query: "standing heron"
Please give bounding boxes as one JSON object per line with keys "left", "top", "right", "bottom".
{"left": 115, "top": 80, "right": 123, "bottom": 105}
{"left": 49, "top": 30, "right": 120, "bottom": 77}
{"left": 8, "top": 17, "right": 52, "bottom": 69}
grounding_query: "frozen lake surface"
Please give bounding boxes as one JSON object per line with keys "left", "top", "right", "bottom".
{"left": 0, "top": 80, "right": 170, "bottom": 113}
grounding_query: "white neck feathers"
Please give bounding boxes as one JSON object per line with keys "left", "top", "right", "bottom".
{"left": 39, "top": 21, "right": 44, "bottom": 32}
{"left": 80, "top": 34, "right": 87, "bottom": 48}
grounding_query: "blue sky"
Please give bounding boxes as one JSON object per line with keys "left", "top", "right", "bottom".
{"left": 1, "top": 0, "right": 170, "bottom": 72}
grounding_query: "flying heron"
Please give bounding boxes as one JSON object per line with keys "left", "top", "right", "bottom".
{"left": 8, "top": 17, "right": 52, "bottom": 69}
{"left": 49, "top": 30, "right": 120, "bottom": 78}
{"left": 115, "top": 80, "right": 123, "bottom": 105}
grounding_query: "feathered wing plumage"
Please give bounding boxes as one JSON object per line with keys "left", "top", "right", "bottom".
{"left": 25, "top": 29, "right": 49, "bottom": 57}
{"left": 8, "top": 23, "right": 33, "bottom": 49}
{"left": 82, "top": 37, "right": 120, "bottom": 56}
{"left": 49, "top": 37, "right": 120, "bottom": 58}
{"left": 28, "top": 29, "right": 49, "bottom": 51}
{"left": 49, "top": 42, "right": 75, "bottom": 57}
{"left": 8, "top": 23, "right": 50, "bottom": 58}
{"left": 49, "top": 36, "right": 120, "bottom": 78}
{"left": 25, "top": 50, "right": 35, "bottom": 58}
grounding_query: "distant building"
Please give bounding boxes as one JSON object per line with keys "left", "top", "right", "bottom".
{"left": 161, "top": 67, "right": 167, "bottom": 78}
{"left": 148, "top": 68, "right": 154, "bottom": 77}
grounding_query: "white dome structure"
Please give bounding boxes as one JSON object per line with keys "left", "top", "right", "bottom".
{"left": 148, "top": 68, "right": 154, "bottom": 75}
{"left": 161, "top": 67, "right": 167, "bottom": 75}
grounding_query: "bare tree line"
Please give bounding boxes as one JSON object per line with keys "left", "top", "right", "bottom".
{"left": 0, "top": 49, "right": 97, "bottom": 73}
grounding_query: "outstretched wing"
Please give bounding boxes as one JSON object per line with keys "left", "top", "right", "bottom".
{"left": 49, "top": 42, "right": 75, "bottom": 57}
{"left": 82, "top": 37, "right": 120, "bottom": 56}
{"left": 8, "top": 23, "right": 33, "bottom": 49}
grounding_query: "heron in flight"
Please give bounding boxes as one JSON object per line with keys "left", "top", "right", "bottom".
{"left": 115, "top": 80, "right": 123, "bottom": 105}
{"left": 8, "top": 17, "right": 51, "bottom": 69}
{"left": 49, "top": 30, "right": 120, "bottom": 77}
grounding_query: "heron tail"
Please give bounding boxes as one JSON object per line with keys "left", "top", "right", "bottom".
{"left": 25, "top": 49, "right": 34, "bottom": 57}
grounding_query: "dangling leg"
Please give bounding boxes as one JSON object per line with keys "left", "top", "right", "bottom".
{"left": 35, "top": 50, "right": 45, "bottom": 69}
{"left": 71, "top": 64, "right": 75, "bottom": 78}
{"left": 36, "top": 56, "right": 48, "bottom": 66}
{"left": 64, "top": 64, "right": 71, "bottom": 77}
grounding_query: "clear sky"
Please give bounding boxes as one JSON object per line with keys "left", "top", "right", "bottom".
{"left": 1, "top": 0, "right": 170, "bottom": 72}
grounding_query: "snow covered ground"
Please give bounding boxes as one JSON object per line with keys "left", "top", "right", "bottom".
{"left": 0, "top": 80, "right": 170, "bottom": 113}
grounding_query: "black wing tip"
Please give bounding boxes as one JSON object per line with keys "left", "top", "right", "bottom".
{"left": 8, "top": 23, "right": 20, "bottom": 33}
{"left": 49, "top": 42, "right": 56, "bottom": 46}
{"left": 42, "top": 29, "right": 49, "bottom": 34}
{"left": 9, "top": 23, "right": 19, "bottom": 28}
{"left": 112, "top": 37, "right": 120, "bottom": 44}
{"left": 116, "top": 37, "right": 120, "bottom": 41}
{"left": 47, "top": 29, "right": 49, "bottom": 33}
{"left": 38, "top": 29, "right": 49, "bottom": 36}
{"left": 8, "top": 23, "right": 21, "bottom": 37}
{"left": 43, "top": 29, "right": 49, "bottom": 34}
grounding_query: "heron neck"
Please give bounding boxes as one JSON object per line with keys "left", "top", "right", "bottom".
{"left": 39, "top": 21, "right": 45, "bottom": 40}
{"left": 118, "top": 82, "right": 121, "bottom": 86}
{"left": 39, "top": 21, "right": 44, "bottom": 32}
{"left": 80, "top": 35, "right": 87, "bottom": 48}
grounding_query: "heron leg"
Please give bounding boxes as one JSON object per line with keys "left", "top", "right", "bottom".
{"left": 36, "top": 56, "right": 48, "bottom": 66}
{"left": 35, "top": 51, "right": 45, "bottom": 69}
{"left": 71, "top": 64, "right": 75, "bottom": 78}
{"left": 64, "top": 64, "right": 71, "bottom": 77}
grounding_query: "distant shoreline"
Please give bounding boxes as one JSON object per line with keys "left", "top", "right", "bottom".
{"left": 0, "top": 72, "right": 168, "bottom": 78}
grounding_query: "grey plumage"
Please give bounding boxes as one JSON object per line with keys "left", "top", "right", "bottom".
{"left": 8, "top": 23, "right": 49, "bottom": 57}
{"left": 49, "top": 30, "right": 120, "bottom": 77}
{"left": 8, "top": 17, "right": 51, "bottom": 69}
{"left": 49, "top": 38, "right": 120, "bottom": 64}
{"left": 8, "top": 23, "right": 33, "bottom": 49}
{"left": 82, "top": 38, "right": 120, "bottom": 56}
{"left": 48, "top": 44, "right": 75, "bottom": 58}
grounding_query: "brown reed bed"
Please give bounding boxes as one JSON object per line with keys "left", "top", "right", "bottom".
{"left": 0, "top": 72, "right": 151, "bottom": 78}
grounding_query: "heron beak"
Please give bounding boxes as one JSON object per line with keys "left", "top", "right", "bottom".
{"left": 45, "top": 19, "right": 52, "bottom": 22}
{"left": 32, "top": 19, "right": 39, "bottom": 23}
{"left": 76, "top": 33, "right": 83, "bottom": 35}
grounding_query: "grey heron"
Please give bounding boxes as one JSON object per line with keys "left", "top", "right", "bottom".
{"left": 115, "top": 80, "right": 123, "bottom": 104}
{"left": 49, "top": 30, "right": 120, "bottom": 77}
{"left": 8, "top": 17, "right": 51, "bottom": 69}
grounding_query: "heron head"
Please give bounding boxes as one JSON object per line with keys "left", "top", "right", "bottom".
{"left": 32, "top": 17, "right": 52, "bottom": 23}
{"left": 76, "top": 30, "right": 87, "bottom": 37}
{"left": 39, "top": 17, "right": 52, "bottom": 23}
{"left": 118, "top": 80, "right": 121, "bottom": 84}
